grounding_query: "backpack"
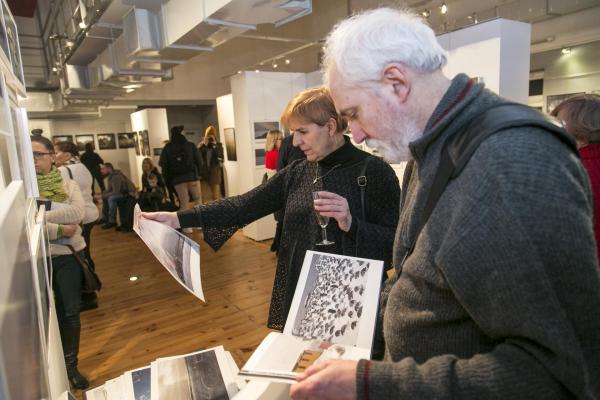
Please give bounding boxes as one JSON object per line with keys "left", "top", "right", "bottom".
{"left": 168, "top": 143, "right": 195, "bottom": 176}
{"left": 399, "top": 102, "right": 578, "bottom": 266}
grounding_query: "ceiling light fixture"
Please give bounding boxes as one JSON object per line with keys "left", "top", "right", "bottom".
{"left": 441, "top": 3, "right": 448, "bottom": 14}
{"left": 422, "top": 9, "right": 430, "bottom": 18}
{"left": 79, "top": 21, "right": 87, "bottom": 29}
{"left": 237, "top": 70, "right": 242, "bottom": 74}
{"left": 65, "top": 40, "right": 74, "bottom": 47}
{"left": 129, "top": 276, "right": 138, "bottom": 281}
{"left": 272, "top": 61, "right": 278, "bottom": 68}
{"left": 285, "top": 58, "right": 290, "bottom": 64}
{"left": 561, "top": 47, "right": 571, "bottom": 55}
{"left": 255, "top": 69, "right": 260, "bottom": 73}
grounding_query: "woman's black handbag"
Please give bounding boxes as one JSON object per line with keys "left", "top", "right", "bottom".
{"left": 66, "top": 245, "right": 102, "bottom": 292}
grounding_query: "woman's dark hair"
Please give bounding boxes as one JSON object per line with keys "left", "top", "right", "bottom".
{"left": 30, "top": 135, "right": 54, "bottom": 153}
{"left": 55, "top": 140, "right": 79, "bottom": 157}
{"left": 84, "top": 142, "right": 95, "bottom": 152}
{"left": 551, "top": 94, "right": 600, "bottom": 145}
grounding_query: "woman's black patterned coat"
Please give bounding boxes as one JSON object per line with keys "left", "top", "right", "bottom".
{"left": 178, "top": 140, "right": 400, "bottom": 329}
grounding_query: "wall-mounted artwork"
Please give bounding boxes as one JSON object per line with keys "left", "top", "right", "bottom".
{"left": 117, "top": 132, "right": 135, "bottom": 149}
{"left": 134, "top": 132, "right": 141, "bottom": 156}
{"left": 0, "top": 3, "right": 9, "bottom": 60}
{"left": 51, "top": 135, "right": 73, "bottom": 145}
{"left": 255, "top": 148, "right": 266, "bottom": 167}
{"left": 153, "top": 148, "right": 162, "bottom": 156}
{"left": 254, "top": 121, "right": 279, "bottom": 142}
{"left": 97, "top": 133, "right": 116, "bottom": 150}
{"left": 2, "top": 2, "right": 24, "bottom": 85}
{"left": 140, "top": 130, "right": 150, "bottom": 156}
{"left": 224, "top": 128, "right": 237, "bottom": 161}
{"left": 75, "top": 135, "right": 94, "bottom": 151}
{"left": 546, "top": 92, "right": 585, "bottom": 114}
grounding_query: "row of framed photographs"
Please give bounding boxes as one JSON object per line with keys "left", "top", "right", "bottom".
{"left": 52, "top": 130, "right": 152, "bottom": 156}
{"left": 0, "top": 0, "right": 25, "bottom": 88}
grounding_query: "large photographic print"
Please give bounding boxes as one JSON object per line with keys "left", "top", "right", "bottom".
{"left": 253, "top": 121, "right": 279, "bottom": 142}
{"left": 133, "top": 205, "right": 204, "bottom": 301}
{"left": 75, "top": 135, "right": 94, "bottom": 151}
{"left": 97, "top": 133, "right": 116, "bottom": 150}
{"left": 153, "top": 347, "right": 236, "bottom": 400}
{"left": 140, "top": 130, "right": 150, "bottom": 156}
{"left": 117, "top": 132, "right": 135, "bottom": 149}
{"left": 224, "top": 128, "right": 237, "bottom": 161}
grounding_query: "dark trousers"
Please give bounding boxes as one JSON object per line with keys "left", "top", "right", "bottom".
{"left": 91, "top": 173, "right": 105, "bottom": 193}
{"left": 81, "top": 222, "right": 95, "bottom": 270}
{"left": 52, "top": 253, "right": 83, "bottom": 329}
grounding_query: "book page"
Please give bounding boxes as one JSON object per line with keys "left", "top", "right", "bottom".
{"left": 284, "top": 251, "right": 383, "bottom": 350}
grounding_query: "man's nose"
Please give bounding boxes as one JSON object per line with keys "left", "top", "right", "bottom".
{"left": 350, "top": 123, "right": 367, "bottom": 144}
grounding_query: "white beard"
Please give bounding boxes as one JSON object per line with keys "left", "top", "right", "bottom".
{"left": 365, "top": 118, "right": 421, "bottom": 164}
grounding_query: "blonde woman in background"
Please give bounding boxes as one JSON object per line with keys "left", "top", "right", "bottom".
{"left": 265, "top": 129, "right": 283, "bottom": 179}
{"left": 198, "top": 126, "right": 224, "bottom": 203}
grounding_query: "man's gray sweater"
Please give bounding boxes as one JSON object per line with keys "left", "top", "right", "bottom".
{"left": 356, "top": 74, "right": 600, "bottom": 399}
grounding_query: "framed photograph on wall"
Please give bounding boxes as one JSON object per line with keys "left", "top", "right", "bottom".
{"left": 0, "top": 2, "right": 9, "bottom": 61}
{"left": 52, "top": 135, "right": 74, "bottom": 145}
{"left": 254, "top": 121, "right": 279, "bottom": 142}
{"left": 546, "top": 92, "right": 585, "bottom": 114}
{"left": 2, "top": 0, "right": 24, "bottom": 85}
{"left": 117, "top": 132, "right": 135, "bottom": 149}
{"left": 0, "top": 71, "right": 11, "bottom": 135}
{"left": 75, "top": 135, "right": 94, "bottom": 152}
{"left": 224, "top": 128, "right": 237, "bottom": 161}
{"left": 255, "top": 148, "right": 266, "bottom": 167}
{"left": 140, "top": 130, "right": 150, "bottom": 156}
{"left": 153, "top": 148, "right": 162, "bottom": 156}
{"left": 134, "top": 131, "right": 141, "bottom": 156}
{"left": 97, "top": 133, "right": 116, "bottom": 150}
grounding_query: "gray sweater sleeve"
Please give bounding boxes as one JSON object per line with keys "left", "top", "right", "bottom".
{"left": 357, "top": 129, "right": 600, "bottom": 399}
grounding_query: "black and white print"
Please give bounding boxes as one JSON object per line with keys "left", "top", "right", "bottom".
{"left": 291, "top": 253, "right": 369, "bottom": 345}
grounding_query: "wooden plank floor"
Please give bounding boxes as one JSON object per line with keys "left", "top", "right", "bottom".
{"left": 75, "top": 225, "right": 276, "bottom": 398}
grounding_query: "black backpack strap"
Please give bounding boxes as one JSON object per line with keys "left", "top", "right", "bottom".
{"left": 358, "top": 156, "right": 372, "bottom": 221}
{"left": 404, "top": 102, "right": 577, "bottom": 263}
{"left": 65, "top": 166, "right": 73, "bottom": 179}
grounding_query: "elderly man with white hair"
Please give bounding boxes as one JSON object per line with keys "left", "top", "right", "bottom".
{"left": 290, "top": 7, "right": 600, "bottom": 400}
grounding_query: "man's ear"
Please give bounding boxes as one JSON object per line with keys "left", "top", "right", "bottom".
{"left": 382, "top": 63, "right": 410, "bottom": 103}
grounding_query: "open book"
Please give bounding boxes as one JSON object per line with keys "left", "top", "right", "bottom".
{"left": 239, "top": 251, "right": 383, "bottom": 383}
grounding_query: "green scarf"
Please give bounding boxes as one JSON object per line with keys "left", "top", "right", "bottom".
{"left": 37, "top": 166, "right": 67, "bottom": 202}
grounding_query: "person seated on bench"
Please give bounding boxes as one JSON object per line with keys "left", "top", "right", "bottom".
{"left": 139, "top": 172, "right": 165, "bottom": 212}
{"left": 99, "top": 163, "right": 136, "bottom": 229}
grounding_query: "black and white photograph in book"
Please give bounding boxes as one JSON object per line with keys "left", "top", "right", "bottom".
{"left": 253, "top": 121, "right": 279, "bottom": 141}
{"left": 156, "top": 350, "right": 229, "bottom": 400}
{"left": 132, "top": 367, "right": 151, "bottom": 400}
{"left": 291, "top": 253, "right": 371, "bottom": 345}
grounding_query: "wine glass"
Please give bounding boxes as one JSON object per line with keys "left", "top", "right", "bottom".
{"left": 312, "top": 191, "right": 334, "bottom": 246}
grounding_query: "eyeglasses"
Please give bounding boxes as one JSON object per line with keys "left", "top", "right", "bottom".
{"left": 32, "top": 151, "right": 53, "bottom": 160}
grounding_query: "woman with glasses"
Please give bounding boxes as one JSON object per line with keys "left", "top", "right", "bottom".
{"left": 31, "top": 135, "right": 90, "bottom": 390}
{"left": 143, "top": 87, "right": 400, "bottom": 331}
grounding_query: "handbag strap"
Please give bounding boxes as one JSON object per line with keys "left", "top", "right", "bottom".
{"left": 66, "top": 244, "right": 88, "bottom": 269}
{"left": 358, "top": 156, "right": 372, "bottom": 221}
{"left": 65, "top": 166, "right": 73, "bottom": 179}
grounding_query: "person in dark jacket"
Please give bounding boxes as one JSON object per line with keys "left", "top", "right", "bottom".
{"left": 143, "top": 87, "right": 400, "bottom": 331}
{"left": 80, "top": 142, "right": 105, "bottom": 194}
{"left": 159, "top": 126, "right": 203, "bottom": 233}
{"left": 198, "top": 126, "right": 224, "bottom": 203}
{"left": 99, "top": 163, "right": 136, "bottom": 229}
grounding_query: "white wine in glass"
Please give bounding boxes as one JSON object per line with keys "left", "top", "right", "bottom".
{"left": 312, "top": 191, "right": 334, "bottom": 246}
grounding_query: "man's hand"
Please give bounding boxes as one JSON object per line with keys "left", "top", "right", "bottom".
{"left": 141, "top": 212, "right": 181, "bottom": 229}
{"left": 313, "top": 191, "right": 352, "bottom": 232}
{"left": 62, "top": 224, "right": 78, "bottom": 237}
{"left": 289, "top": 360, "right": 358, "bottom": 400}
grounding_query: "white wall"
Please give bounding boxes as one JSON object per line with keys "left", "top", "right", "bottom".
{"left": 438, "top": 18, "right": 531, "bottom": 103}
{"left": 230, "top": 71, "right": 307, "bottom": 241}
{"left": 216, "top": 94, "right": 237, "bottom": 197}
{"left": 129, "top": 108, "right": 170, "bottom": 187}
